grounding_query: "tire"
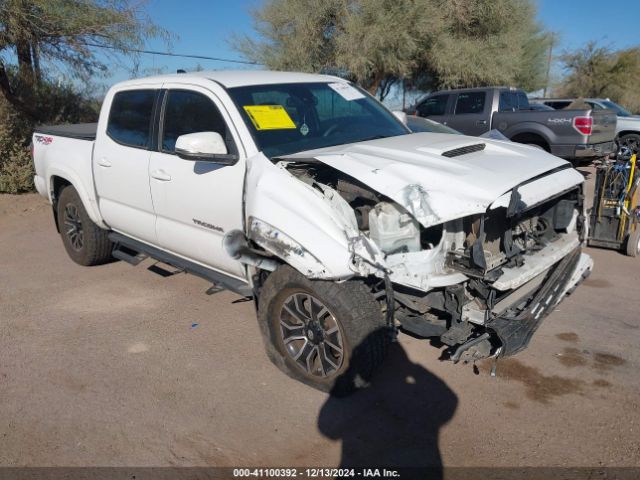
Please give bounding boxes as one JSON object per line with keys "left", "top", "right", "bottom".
{"left": 619, "top": 133, "right": 640, "bottom": 154}
{"left": 57, "top": 185, "right": 113, "bottom": 266}
{"left": 257, "top": 266, "right": 389, "bottom": 396}
{"left": 625, "top": 227, "right": 640, "bottom": 257}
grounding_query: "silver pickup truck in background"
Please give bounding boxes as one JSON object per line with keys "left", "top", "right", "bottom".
{"left": 408, "top": 87, "right": 617, "bottom": 163}
{"left": 531, "top": 97, "right": 640, "bottom": 153}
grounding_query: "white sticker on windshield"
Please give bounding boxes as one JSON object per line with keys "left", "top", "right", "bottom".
{"left": 328, "top": 82, "right": 365, "bottom": 101}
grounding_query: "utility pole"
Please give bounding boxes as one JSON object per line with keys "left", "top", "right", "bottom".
{"left": 543, "top": 33, "right": 555, "bottom": 98}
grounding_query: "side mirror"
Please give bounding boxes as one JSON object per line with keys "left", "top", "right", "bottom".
{"left": 392, "top": 110, "right": 408, "bottom": 125}
{"left": 175, "top": 132, "right": 237, "bottom": 164}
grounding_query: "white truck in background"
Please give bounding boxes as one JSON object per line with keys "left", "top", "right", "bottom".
{"left": 33, "top": 71, "right": 593, "bottom": 394}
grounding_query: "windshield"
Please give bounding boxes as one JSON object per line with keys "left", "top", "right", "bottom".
{"left": 601, "top": 100, "right": 632, "bottom": 117}
{"left": 227, "top": 82, "right": 409, "bottom": 157}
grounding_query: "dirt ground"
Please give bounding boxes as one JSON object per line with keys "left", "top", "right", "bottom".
{"left": 1, "top": 166, "right": 639, "bottom": 473}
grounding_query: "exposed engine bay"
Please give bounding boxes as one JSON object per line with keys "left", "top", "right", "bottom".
{"left": 279, "top": 160, "right": 591, "bottom": 363}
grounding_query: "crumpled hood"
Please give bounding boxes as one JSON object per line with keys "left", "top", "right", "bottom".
{"left": 283, "top": 132, "right": 584, "bottom": 227}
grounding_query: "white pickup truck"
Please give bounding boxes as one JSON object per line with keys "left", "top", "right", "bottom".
{"left": 33, "top": 71, "right": 593, "bottom": 394}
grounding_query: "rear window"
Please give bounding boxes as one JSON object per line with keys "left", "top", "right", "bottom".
{"left": 499, "top": 92, "right": 516, "bottom": 112}
{"left": 500, "top": 91, "right": 530, "bottom": 111}
{"left": 516, "top": 91, "right": 530, "bottom": 109}
{"left": 107, "top": 90, "right": 156, "bottom": 149}
{"left": 454, "top": 92, "right": 486, "bottom": 114}
{"left": 416, "top": 95, "right": 449, "bottom": 116}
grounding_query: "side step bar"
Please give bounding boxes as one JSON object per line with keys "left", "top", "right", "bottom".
{"left": 109, "top": 232, "right": 253, "bottom": 297}
{"left": 112, "top": 244, "right": 148, "bottom": 265}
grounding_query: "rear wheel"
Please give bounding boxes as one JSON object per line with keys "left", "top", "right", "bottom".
{"left": 257, "top": 266, "right": 389, "bottom": 396}
{"left": 57, "top": 186, "right": 113, "bottom": 266}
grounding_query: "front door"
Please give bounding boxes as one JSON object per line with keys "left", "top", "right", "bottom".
{"left": 93, "top": 88, "right": 159, "bottom": 244}
{"left": 446, "top": 91, "right": 490, "bottom": 136}
{"left": 415, "top": 93, "right": 452, "bottom": 127}
{"left": 149, "top": 85, "right": 246, "bottom": 279}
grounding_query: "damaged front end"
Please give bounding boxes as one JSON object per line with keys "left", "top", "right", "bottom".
{"left": 238, "top": 151, "right": 593, "bottom": 364}
{"left": 389, "top": 176, "right": 593, "bottom": 362}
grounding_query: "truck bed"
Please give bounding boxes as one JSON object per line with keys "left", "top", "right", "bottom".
{"left": 34, "top": 123, "right": 97, "bottom": 141}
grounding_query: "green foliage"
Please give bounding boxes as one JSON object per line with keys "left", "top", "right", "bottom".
{"left": 0, "top": 120, "right": 32, "bottom": 193}
{"left": 424, "top": 0, "right": 550, "bottom": 90}
{"left": 234, "top": 0, "right": 550, "bottom": 97}
{"left": 0, "top": 0, "right": 170, "bottom": 120}
{"left": 559, "top": 42, "right": 640, "bottom": 113}
{"left": 0, "top": 96, "right": 33, "bottom": 193}
{"left": 0, "top": 74, "right": 99, "bottom": 193}
{"left": 0, "top": 0, "right": 167, "bottom": 192}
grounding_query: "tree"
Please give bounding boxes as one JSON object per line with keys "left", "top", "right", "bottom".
{"left": 234, "top": 0, "right": 550, "bottom": 98}
{"left": 0, "top": 0, "right": 169, "bottom": 120}
{"left": 426, "top": 0, "right": 551, "bottom": 90}
{"left": 559, "top": 42, "right": 640, "bottom": 112}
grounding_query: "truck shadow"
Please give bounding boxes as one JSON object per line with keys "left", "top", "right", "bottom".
{"left": 317, "top": 341, "right": 457, "bottom": 479}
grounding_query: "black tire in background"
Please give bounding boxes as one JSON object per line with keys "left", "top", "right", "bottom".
{"left": 626, "top": 228, "right": 640, "bottom": 257}
{"left": 56, "top": 185, "right": 113, "bottom": 266}
{"left": 257, "top": 266, "right": 389, "bottom": 396}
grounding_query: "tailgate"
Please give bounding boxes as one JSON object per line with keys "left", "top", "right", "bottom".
{"left": 588, "top": 109, "right": 617, "bottom": 144}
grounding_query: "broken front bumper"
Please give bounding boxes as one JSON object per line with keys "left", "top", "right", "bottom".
{"left": 487, "top": 247, "right": 592, "bottom": 357}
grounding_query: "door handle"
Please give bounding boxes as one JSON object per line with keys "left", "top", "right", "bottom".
{"left": 476, "top": 120, "right": 488, "bottom": 126}
{"left": 97, "top": 158, "right": 112, "bottom": 167}
{"left": 151, "top": 169, "right": 172, "bottom": 181}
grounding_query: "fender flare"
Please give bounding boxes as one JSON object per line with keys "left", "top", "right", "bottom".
{"left": 47, "top": 166, "right": 108, "bottom": 229}
{"left": 502, "top": 122, "right": 555, "bottom": 147}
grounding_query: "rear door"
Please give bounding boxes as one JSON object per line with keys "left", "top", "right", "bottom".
{"left": 148, "top": 84, "right": 246, "bottom": 278}
{"left": 93, "top": 87, "right": 159, "bottom": 245}
{"left": 447, "top": 91, "right": 490, "bottom": 136}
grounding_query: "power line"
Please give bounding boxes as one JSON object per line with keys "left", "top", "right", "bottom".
{"left": 83, "top": 43, "right": 259, "bottom": 66}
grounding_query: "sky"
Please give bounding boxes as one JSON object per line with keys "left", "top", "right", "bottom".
{"left": 94, "top": 0, "right": 640, "bottom": 96}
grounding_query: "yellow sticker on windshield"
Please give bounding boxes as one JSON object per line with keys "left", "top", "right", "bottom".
{"left": 243, "top": 105, "right": 297, "bottom": 130}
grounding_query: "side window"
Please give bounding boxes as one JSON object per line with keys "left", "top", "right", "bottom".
{"left": 454, "top": 92, "right": 486, "bottom": 115}
{"left": 107, "top": 90, "right": 156, "bottom": 148}
{"left": 499, "top": 92, "right": 516, "bottom": 112}
{"left": 416, "top": 95, "right": 449, "bottom": 117}
{"left": 587, "top": 102, "right": 604, "bottom": 110}
{"left": 161, "top": 90, "right": 232, "bottom": 153}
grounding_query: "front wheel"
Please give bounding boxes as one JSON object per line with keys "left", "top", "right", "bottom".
{"left": 257, "top": 266, "right": 389, "bottom": 396}
{"left": 57, "top": 185, "right": 113, "bottom": 266}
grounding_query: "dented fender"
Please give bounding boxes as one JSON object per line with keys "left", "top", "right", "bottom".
{"left": 243, "top": 153, "right": 383, "bottom": 279}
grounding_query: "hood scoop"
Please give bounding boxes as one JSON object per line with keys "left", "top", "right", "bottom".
{"left": 442, "top": 143, "right": 486, "bottom": 158}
